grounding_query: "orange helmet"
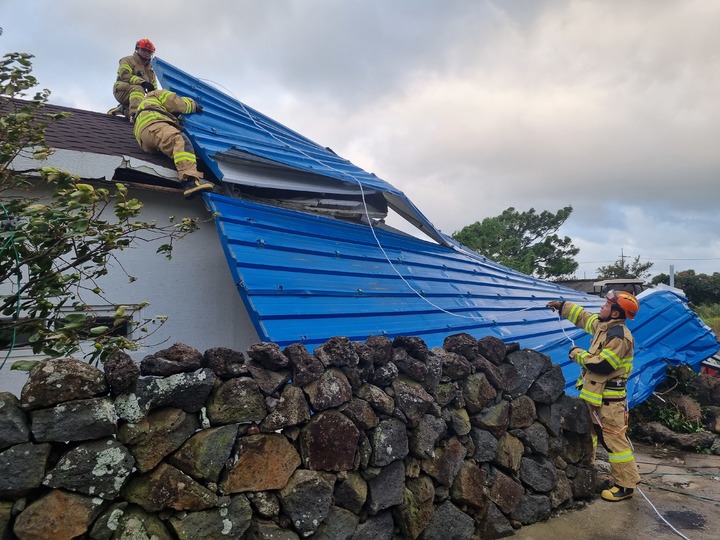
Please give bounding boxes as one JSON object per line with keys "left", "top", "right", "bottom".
{"left": 136, "top": 38, "right": 156, "bottom": 53}
{"left": 606, "top": 290, "right": 640, "bottom": 320}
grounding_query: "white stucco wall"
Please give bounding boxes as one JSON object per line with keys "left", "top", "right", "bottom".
{"left": 0, "top": 187, "right": 260, "bottom": 396}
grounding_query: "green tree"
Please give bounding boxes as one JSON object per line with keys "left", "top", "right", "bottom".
{"left": 651, "top": 270, "right": 720, "bottom": 305}
{"left": 452, "top": 206, "right": 579, "bottom": 279}
{"left": 596, "top": 253, "right": 653, "bottom": 280}
{"left": 0, "top": 52, "right": 200, "bottom": 365}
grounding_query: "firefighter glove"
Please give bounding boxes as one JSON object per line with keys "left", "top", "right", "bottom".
{"left": 568, "top": 346, "right": 582, "bottom": 361}
{"left": 546, "top": 300, "right": 564, "bottom": 312}
{"left": 141, "top": 81, "right": 155, "bottom": 92}
{"left": 195, "top": 103, "right": 203, "bottom": 113}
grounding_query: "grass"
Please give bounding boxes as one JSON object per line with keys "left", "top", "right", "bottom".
{"left": 693, "top": 303, "right": 720, "bottom": 335}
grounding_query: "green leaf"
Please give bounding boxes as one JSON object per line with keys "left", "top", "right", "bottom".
{"left": 11, "top": 360, "right": 39, "bottom": 371}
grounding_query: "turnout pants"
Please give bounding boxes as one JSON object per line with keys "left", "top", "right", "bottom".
{"left": 113, "top": 82, "right": 146, "bottom": 117}
{"left": 590, "top": 400, "right": 641, "bottom": 489}
{"left": 137, "top": 122, "right": 203, "bottom": 182}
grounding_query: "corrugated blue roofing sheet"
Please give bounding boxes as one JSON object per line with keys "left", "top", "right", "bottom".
{"left": 154, "top": 58, "right": 719, "bottom": 409}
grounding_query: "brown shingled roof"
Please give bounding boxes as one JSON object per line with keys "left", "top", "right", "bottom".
{"left": 2, "top": 98, "right": 213, "bottom": 189}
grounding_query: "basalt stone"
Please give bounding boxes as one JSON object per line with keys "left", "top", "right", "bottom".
{"left": 371, "top": 361, "right": 399, "bottom": 388}
{"left": 367, "top": 460, "right": 405, "bottom": 514}
{"left": 471, "top": 399, "right": 509, "bottom": 438}
{"left": 141, "top": 343, "right": 203, "bottom": 376}
{"left": 445, "top": 407, "right": 471, "bottom": 436}
{"left": 315, "top": 336, "right": 360, "bottom": 368}
{"left": 261, "top": 384, "right": 311, "bottom": 432}
{"left": 549, "top": 472, "right": 573, "bottom": 508}
{"left": 222, "top": 433, "right": 301, "bottom": 493}
{"left": 247, "top": 491, "right": 280, "bottom": 519}
{"left": 505, "top": 349, "right": 552, "bottom": 397}
{"left": 112, "top": 505, "right": 173, "bottom": 540}
{"left": 43, "top": 437, "right": 135, "bottom": 499}
{"left": 283, "top": 343, "right": 324, "bottom": 386}
{"left": 394, "top": 474, "right": 435, "bottom": 540}
{"left": 205, "top": 376, "right": 267, "bottom": 426}
{"left": 493, "top": 432, "right": 524, "bottom": 473}
{"left": 168, "top": 494, "right": 253, "bottom": 540}
{"left": 510, "top": 494, "right": 551, "bottom": 525}
{"left": 21, "top": 357, "right": 108, "bottom": 411}
{"left": 519, "top": 456, "right": 557, "bottom": 492}
{"left": 118, "top": 407, "right": 200, "bottom": 473}
{"left": 393, "top": 336, "right": 430, "bottom": 362}
{"left": 410, "top": 414, "right": 448, "bottom": 459}
{"left": 559, "top": 395, "right": 591, "bottom": 434}
{"left": 167, "top": 424, "right": 239, "bottom": 484}
{"left": 12, "top": 489, "right": 106, "bottom": 540}
{"left": 342, "top": 398, "right": 379, "bottom": 430}
{"left": 450, "top": 461, "right": 487, "bottom": 509}
{"left": 247, "top": 342, "right": 289, "bottom": 370}
{"left": 571, "top": 466, "right": 597, "bottom": 499}
{"left": 300, "top": 410, "right": 360, "bottom": 471}
{"left": 245, "top": 359, "right": 291, "bottom": 396}
{"left": 477, "top": 336, "right": 508, "bottom": 365}
{"left": 481, "top": 502, "right": 514, "bottom": 539}
{"left": 523, "top": 422, "right": 550, "bottom": 456}
{"left": 114, "top": 368, "right": 217, "bottom": 423}
{"left": 122, "top": 462, "right": 218, "bottom": 512}
{"left": 365, "top": 335, "right": 394, "bottom": 366}
{"left": 278, "top": 469, "right": 335, "bottom": 537}
{"left": 0, "top": 442, "right": 51, "bottom": 498}
{"left": 437, "top": 348, "right": 474, "bottom": 381}
{"left": 421, "top": 500, "right": 475, "bottom": 540}
{"left": 443, "top": 332, "right": 480, "bottom": 361}
{"left": 393, "top": 377, "right": 434, "bottom": 427}
{"left": 104, "top": 351, "right": 140, "bottom": 396}
{"left": 334, "top": 471, "right": 368, "bottom": 514}
{"left": 472, "top": 354, "right": 508, "bottom": 393}
{"left": 31, "top": 396, "right": 117, "bottom": 442}
{"left": 203, "top": 347, "right": 248, "bottom": 379}
{"left": 303, "top": 368, "right": 352, "bottom": 412}
{"left": 489, "top": 468, "right": 525, "bottom": 515}
{"left": 0, "top": 392, "right": 29, "bottom": 450}
{"left": 470, "top": 427, "right": 498, "bottom": 462}
{"left": 350, "top": 510, "right": 394, "bottom": 540}
{"left": 370, "top": 417, "right": 409, "bottom": 467}
{"left": 509, "top": 395, "right": 536, "bottom": 429}
{"left": 527, "top": 364, "right": 566, "bottom": 404}
{"left": 357, "top": 384, "right": 395, "bottom": 415}
{"left": 432, "top": 382, "right": 460, "bottom": 408}
{"left": 392, "top": 347, "right": 429, "bottom": 385}
{"left": 312, "top": 505, "right": 360, "bottom": 540}
{"left": 462, "top": 373, "right": 497, "bottom": 414}
{"left": 420, "top": 437, "right": 467, "bottom": 487}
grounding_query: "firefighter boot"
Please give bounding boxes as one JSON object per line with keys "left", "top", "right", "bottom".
{"left": 182, "top": 177, "right": 214, "bottom": 199}
{"left": 601, "top": 485, "right": 634, "bottom": 502}
{"left": 107, "top": 104, "right": 125, "bottom": 116}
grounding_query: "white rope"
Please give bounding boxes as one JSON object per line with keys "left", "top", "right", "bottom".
{"left": 196, "top": 78, "right": 542, "bottom": 324}
{"left": 636, "top": 486, "right": 692, "bottom": 540}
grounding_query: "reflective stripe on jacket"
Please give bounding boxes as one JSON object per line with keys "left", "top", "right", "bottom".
{"left": 133, "top": 89, "right": 197, "bottom": 141}
{"left": 561, "top": 301, "right": 634, "bottom": 405}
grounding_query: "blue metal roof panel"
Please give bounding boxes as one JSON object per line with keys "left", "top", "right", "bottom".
{"left": 152, "top": 58, "right": 718, "bottom": 409}
{"left": 153, "top": 57, "right": 405, "bottom": 197}
{"left": 206, "top": 193, "right": 719, "bottom": 408}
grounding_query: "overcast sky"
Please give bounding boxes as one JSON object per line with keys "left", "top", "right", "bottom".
{"left": 2, "top": 0, "right": 719, "bottom": 279}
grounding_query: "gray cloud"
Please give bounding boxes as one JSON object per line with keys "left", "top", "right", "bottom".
{"left": 2, "top": 0, "right": 719, "bottom": 277}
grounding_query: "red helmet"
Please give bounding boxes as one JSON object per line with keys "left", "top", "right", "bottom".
{"left": 606, "top": 290, "right": 640, "bottom": 320}
{"left": 136, "top": 38, "right": 156, "bottom": 53}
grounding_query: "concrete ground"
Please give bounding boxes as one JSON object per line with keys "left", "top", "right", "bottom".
{"left": 512, "top": 443, "right": 720, "bottom": 540}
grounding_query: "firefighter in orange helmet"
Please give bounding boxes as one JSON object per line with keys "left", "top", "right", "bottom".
{"left": 547, "top": 290, "right": 641, "bottom": 501}
{"left": 134, "top": 89, "right": 214, "bottom": 199}
{"left": 108, "top": 39, "right": 158, "bottom": 123}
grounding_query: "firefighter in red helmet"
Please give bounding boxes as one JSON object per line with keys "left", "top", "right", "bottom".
{"left": 108, "top": 39, "right": 158, "bottom": 123}
{"left": 547, "top": 290, "right": 641, "bottom": 501}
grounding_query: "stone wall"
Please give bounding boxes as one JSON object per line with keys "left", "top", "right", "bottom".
{"left": 0, "top": 333, "right": 597, "bottom": 539}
